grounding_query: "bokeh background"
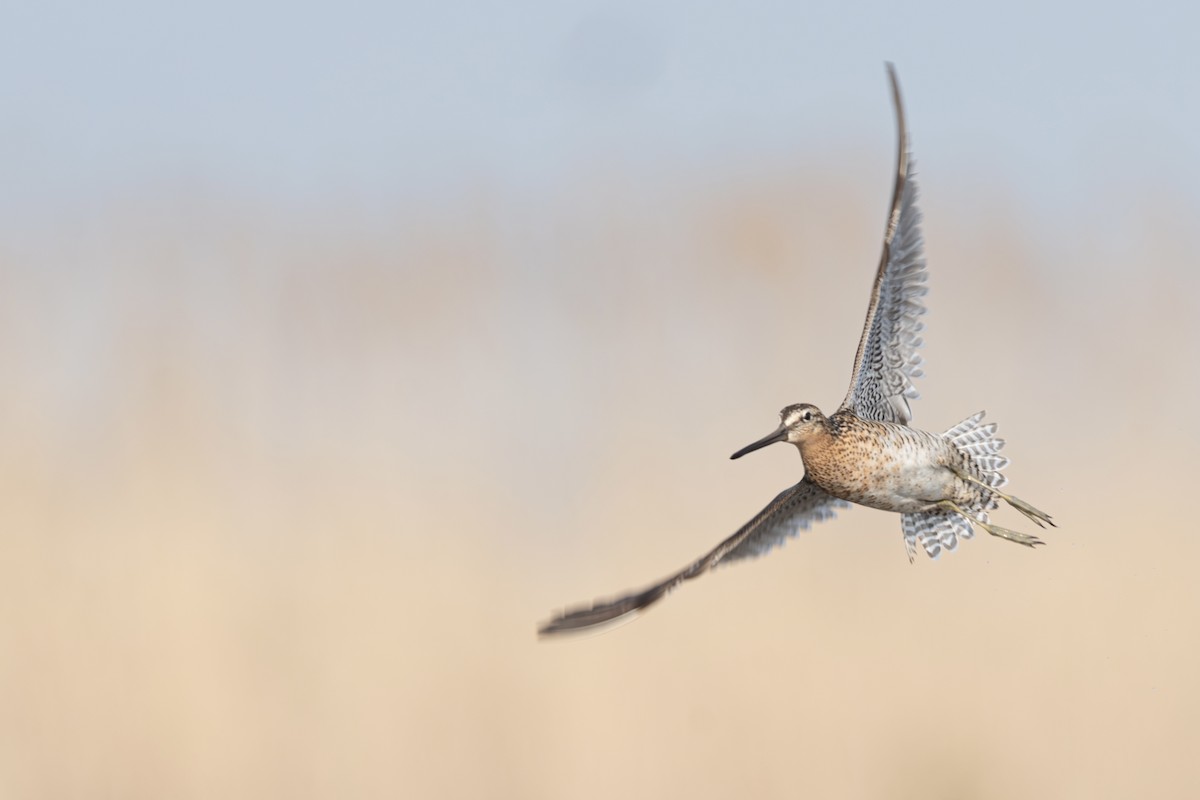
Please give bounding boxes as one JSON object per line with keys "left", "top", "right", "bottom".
{"left": 3, "top": 1, "right": 1199, "bottom": 798}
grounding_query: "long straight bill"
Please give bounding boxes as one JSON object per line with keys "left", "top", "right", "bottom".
{"left": 730, "top": 427, "right": 788, "bottom": 460}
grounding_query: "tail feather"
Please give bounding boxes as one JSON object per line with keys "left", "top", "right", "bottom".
{"left": 902, "top": 510, "right": 973, "bottom": 562}
{"left": 941, "top": 412, "right": 984, "bottom": 439}
{"left": 901, "top": 411, "right": 1014, "bottom": 561}
{"left": 944, "top": 410, "right": 1008, "bottom": 491}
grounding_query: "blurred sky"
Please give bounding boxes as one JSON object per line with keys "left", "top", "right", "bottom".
{"left": 3, "top": 0, "right": 1199, "bottom": 221}
{"left": 4, "top": 0, "right": 1196, "bottom": 486}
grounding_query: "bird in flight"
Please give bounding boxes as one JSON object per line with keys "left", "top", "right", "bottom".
{"left": 538, "top": 64, "right": 1054, "bottom": 637}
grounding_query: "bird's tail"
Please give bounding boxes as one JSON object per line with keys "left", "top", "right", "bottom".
{"left": 901, "top": 411, "right": 1010, "bottom": 561}
{"left": 901, "top": 511, "right": 972, "bottom": 561}
{"left": 942, "top": 410, "right": 1008, "bottom": 495}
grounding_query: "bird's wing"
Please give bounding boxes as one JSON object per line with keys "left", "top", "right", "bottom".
{"left": 838, "top": 63, "right": 929, "bottom": 426}
{"left": 538, "top": 477, "right": 848, "bottom": 636}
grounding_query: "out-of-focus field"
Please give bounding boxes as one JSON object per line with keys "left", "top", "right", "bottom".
{"left": 0, "top": 163, "right": 1197, "bottom": 799}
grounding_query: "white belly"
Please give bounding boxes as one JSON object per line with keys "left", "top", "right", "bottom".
{"left": 857, "top": 459, "right": 956, "bottom": 513}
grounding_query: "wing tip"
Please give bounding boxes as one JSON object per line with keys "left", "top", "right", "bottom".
{"left": 537, "top": 582, "right": 671, "bottom": 639}
{"left": 537, "top": 605, "right": 643, "bottom": 639}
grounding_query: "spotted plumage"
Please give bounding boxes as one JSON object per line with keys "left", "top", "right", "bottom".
{"left": 538, "top": 64, "right": 1054, "bottom": 637}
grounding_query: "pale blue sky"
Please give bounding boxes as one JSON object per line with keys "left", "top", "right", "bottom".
{"left": 3, "top": 0, "right": 1198, "bottom": 220}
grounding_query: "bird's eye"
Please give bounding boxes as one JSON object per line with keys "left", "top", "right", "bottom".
{"left": 802, "top": 410, "right": 812, "bottom": 421}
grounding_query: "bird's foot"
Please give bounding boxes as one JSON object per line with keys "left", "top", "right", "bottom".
{"left": 937, "top": 500, "right": 1045, "bottom": 549}
{"left": 952, "top": 470, "right": 1056, "bottom": 529}
{"left": 1003, "top": 493, "right": 1056, "bottom": 529}
{"left": 976, "top": 520, "right": 1044, "bottom": 548}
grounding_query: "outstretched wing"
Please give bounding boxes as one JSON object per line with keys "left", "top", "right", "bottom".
{"left": 538, "top": 478, "right": 848, "bottom": 636}
{"left": 839, "top": 63, "right": 929, "bottom": 425}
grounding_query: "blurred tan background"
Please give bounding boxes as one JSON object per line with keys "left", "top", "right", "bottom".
{"left": 3, "top": 2, "right": 1200, "bottom": 798}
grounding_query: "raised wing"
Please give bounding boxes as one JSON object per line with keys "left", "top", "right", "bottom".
{"left": 538, "top": 478, "right": 848, "bottom": 636}
{"left": 839, "top": 63, "right": 929, "bottom": 425}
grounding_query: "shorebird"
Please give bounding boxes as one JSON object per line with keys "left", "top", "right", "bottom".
{"left": 538, "top": 64, "right": 1054, "bottom": 637}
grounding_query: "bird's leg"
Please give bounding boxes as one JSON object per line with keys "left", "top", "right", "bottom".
{"left": 952, "top": 470, "right": 1056, "bottom": 529}
{"left": 937, "top": 501, "right": 1044, "bottom": 548}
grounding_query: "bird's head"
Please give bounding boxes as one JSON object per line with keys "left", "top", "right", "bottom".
{"left": 730, "top": 403, "right": 829, "bottom": 459}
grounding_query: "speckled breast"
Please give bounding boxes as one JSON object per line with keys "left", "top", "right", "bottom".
{"left": 800, "top": 419, "right": 960, "bottom": 514}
